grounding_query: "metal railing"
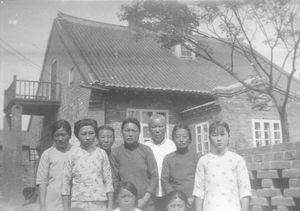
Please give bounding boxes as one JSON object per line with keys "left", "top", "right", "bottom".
{"left": 4, "top": 76, "right": 61, "bottom": 110}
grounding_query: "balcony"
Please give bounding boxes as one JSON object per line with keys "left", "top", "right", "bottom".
{"left": 4, "top": 77, "right": 61, "bottom": 115}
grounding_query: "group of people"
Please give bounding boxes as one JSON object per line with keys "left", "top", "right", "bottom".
{"left": 36, "top": 114, "right": 251, "bottom": 211}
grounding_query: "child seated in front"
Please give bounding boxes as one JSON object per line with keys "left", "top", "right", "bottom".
{"left": 113, "top": 181, "right": 141, "bottom": 211}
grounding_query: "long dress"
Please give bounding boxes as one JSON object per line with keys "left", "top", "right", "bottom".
{"left": 36, "top": 145, "right": 71, "bottom": 211}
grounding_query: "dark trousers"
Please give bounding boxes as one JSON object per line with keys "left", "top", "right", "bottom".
{"left": 154, "top": 197, "right": 165, "bottom": 211}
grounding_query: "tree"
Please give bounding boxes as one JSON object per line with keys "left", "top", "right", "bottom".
{"left": 119, "top": 0, "right": 300, "bottom": 142}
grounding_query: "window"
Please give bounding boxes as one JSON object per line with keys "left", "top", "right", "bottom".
{"left": 29, "top": 148, "right": 39, "bottom": 161}
{"left": 68, "top": 67, "right": 74, "bottom": 86}
{"left": 126, "top": 109, "right": 169, "bottom": 143}
{"left": 180, "top": 45, "right": 193, "bottom": 59}
{"left": 195, "top": 122, "right": 209, "bottom": 154}
{"left": 252, "top": 119, "right": 282, "bottom": 147}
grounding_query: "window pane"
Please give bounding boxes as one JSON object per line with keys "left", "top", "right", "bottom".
{"left": 274, "top": 131, "right": 280, "bottom": 139}
{"left": 264, "top": 131, "right": 269, "bottom": 139}
{"left": 143, "top": 126, "right": 151, "bottom": 139}
{"left": 204, "top": 134, "right": 208, "bottom": 141}
{"left": 197, "top": 126, "right": 201, "bottom": 134}
{"left": 274, "top": 123, "right": 279, "bottom": 130}
{"left": 198, "top": 135, "right": 202, "bottom": 142}
{"left": 203, "top": 124, "right": 208, "bottom": 132}
{"left": 255, "top": 131, "right": 261, "bottom": 139}
{"left": 204, "top": 142, "right": 209, "bottom": 150}
{"left": 255, "top": 122, "right": 260, "bottom": 130}
{"left": 127, "top": 110, "right": 139, "bottom": 120}
{"left": 198, "top": 142, "right": 202, "bottom": 153}
{"left": 142, "top": 112, "right": 153, "bottom": 124}
{"left": 264, "top": 122, "right": 270, "bottom": 130}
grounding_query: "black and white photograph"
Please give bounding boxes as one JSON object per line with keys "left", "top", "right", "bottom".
{"left": 0, "top": 0, "right": 300, "bottom": 211}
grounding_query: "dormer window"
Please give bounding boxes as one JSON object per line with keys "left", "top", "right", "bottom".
{"left": 180, "top": 45, "right": 193, "bottom": 59}
{"left": 172, "top": 44, "right": 195, "bottom": 60}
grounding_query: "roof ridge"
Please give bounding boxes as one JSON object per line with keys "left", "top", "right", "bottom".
{"left": 56, "top": 11, "right": 128, "bottom": 31}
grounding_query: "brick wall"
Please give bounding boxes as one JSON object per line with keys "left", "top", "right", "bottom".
{"left": 238, "top": 142, "right": 300, "bottom": 211}
{"left": 28, "top": 22, "right": 92, "bottom": 151}
{"left": 216, "top": 90, "right": 300, "bottom": 149}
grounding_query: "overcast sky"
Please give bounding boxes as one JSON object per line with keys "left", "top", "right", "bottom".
{"left": 0, "top": 0, "right": 298, "bottom": 130}
{"left": 0, "top": 0, "right": 130, "bottom": 129}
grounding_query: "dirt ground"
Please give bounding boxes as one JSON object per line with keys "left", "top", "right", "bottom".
{"left": 0, "top": 202, "right": 39, "bottom": 211}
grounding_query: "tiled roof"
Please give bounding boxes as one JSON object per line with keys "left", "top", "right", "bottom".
{"left": 54, "top": 13, "right": 283, "bottom": 94}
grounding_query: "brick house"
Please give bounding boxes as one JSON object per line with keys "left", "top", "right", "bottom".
{"left": 24, "top": 12, "right": 300, "bottom": 154}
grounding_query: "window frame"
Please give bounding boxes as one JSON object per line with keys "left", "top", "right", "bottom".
{"left": 252, "top": 119, "right": 282, "bottom": 147}
{"left": 126, "top": 108, "right": 169, "bottom": 143}
{"left": 195, "top": 121, "right": 210, "bottom": 154}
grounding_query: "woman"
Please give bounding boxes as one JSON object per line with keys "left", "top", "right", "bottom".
{"left": 62, "top": 118, "right": 114, "bottom": 211}
{"left": 110, "top": 118, "right": 158, "bottom": 211}
{"left": 161, "top": 123, "right": 199, "bottom": 208}
{"left": 193, "top": 121, "right": 251, "bottom": 211}
{"left": 36, "top": 119, "right": 72, "bottom": 211}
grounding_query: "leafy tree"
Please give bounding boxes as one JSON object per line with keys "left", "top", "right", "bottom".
{"left": 119, "top": 0, "right": 300, "bottom": 142}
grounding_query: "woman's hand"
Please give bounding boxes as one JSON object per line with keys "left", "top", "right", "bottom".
{"left": 137, "top": 192, "right": 151, "bottom": 209}
{"left": 188, "top": 196, "right": 194, "bottom": 206}
{"left": 137, "top": 197, "right": 148, "bottom": 209}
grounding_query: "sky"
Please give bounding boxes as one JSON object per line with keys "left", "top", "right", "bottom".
{"left": 0, "top": 0, "right": 299, "bottom": 130}
{"left": 0, "top": 0, "right": 130, "bottom": 129}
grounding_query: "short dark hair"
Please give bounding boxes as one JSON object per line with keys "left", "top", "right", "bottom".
{"left": 165, "top": 190, "right": 188, "bottom": 210}
{"left": 116, "top": 181, "right": 138, "bottom": 205}
{"left": 97, "top": 125, "right": 115, "bottom": 139}
{"left": 209, "top": 120, "right": 230, "bottom": 136}
{"left": 172, "top": 123, "right": 192, "bottom": 141}
{"left": 74, "top": 119, "right": 98, "bottom": 138}
{"left": 121, "top": 118, "right": 141, "bottom": 132}
{"left": 51, "top": 119, "right": 72, "bottom": 138}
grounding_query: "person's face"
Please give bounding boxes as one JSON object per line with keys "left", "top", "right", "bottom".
{"left": 167, "top": 198, "right": 187, "bottom": 211}
{"left": 173, "top": 128, "right": 190, "bottom": 150}
{"left": 122, "top": 123, "right": 140, "bottom": 145}
{"left": 98, "top": 129, "right": 114, "bottom": 150}
{"left": 149, "top": 117, "right": 166, "bottom": 144}
{"left": 53, "top": 128, "right": 70, "bottom": 151}
{"left": 209, "top": 126, "right": 229, "bottom": 154}
{"left": 117, "top": 188, "right": 136, "bottom": 211}
{"left": 78, "top": 125, "right": 96, "bottom": 150}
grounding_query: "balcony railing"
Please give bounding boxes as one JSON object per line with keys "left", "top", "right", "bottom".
{"left": 4, "top": 76, "right": 61, "bottom": 112}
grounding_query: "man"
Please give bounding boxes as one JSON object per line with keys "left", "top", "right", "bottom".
{"left": 143, "top": 114, "right": 176, "bottom": 211}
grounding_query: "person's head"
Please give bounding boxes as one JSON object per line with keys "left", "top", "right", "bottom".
{"left": 209, "top": 121, "right": 230, "bottom": 154}
{"left": 149, "top": 114, "right": 167, "bottom": 144}
{"left": 172, "top": 123, "right": 192, "bottom": 150}
{"left": 97, "top": 125, "right": 115, "bottom": 151}
{"left": 74, "top": 119, "right": 98, "bottom": 150}
{"left": 116, "top": 181, "right": 138, "bottom": 211}
{"left": 165, "top": 190, "right": 188, "bottom": 211}
{"left": 51, "top": 119, "right": 72, "bottom": 151}
{"left": 121, "top": 118, "right": 141, "bottom": 145}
